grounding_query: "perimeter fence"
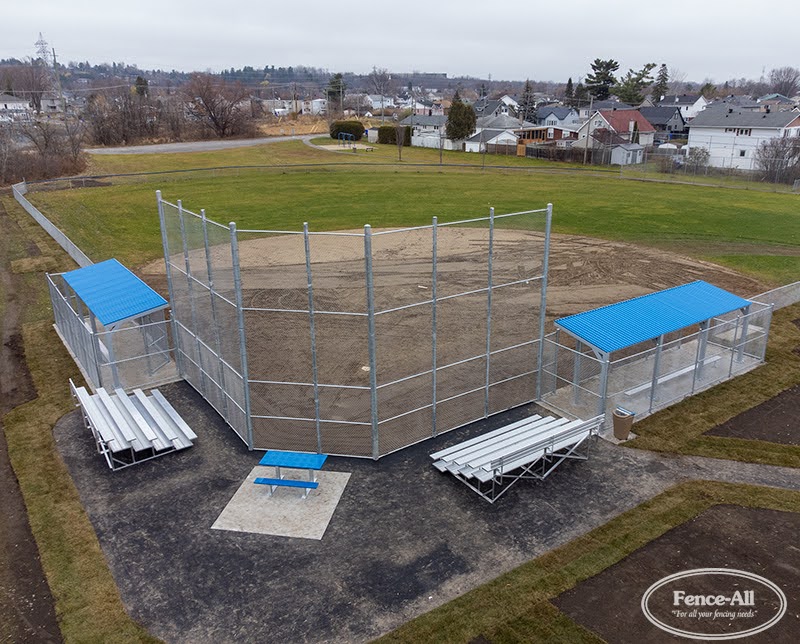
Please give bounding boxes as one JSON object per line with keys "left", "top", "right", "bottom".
{"left": 159, "top": 193, "right": 551, "bottom": 458}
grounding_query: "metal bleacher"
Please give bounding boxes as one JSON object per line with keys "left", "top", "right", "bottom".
{"left": 69, "top": 379, "right": 197, "bottom": 471}
{"left": 431, "top": 414, "right": 603, "bottom": 503}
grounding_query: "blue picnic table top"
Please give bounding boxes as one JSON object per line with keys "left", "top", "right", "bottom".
{"left": 258, "top": 450, "right": 328, "bottom": 470}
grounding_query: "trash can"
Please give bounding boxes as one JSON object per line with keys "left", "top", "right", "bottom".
{"left": 612, "top": 407, "right": 635, "bottom": 440}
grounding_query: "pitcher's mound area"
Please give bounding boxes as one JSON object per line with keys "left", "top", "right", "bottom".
{"left": 212, "top": 467, "right": 351, "bottom": 540}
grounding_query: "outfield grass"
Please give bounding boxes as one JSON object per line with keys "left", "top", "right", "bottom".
{"left": 29, "top": 146, "right": 800, "bottom": 284}
{"left": 380, "top": 481, "right": 800, "bottom": 643}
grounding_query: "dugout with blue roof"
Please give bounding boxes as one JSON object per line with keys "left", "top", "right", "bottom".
{"left": 47, "top": 259, "right": 175, "bottom": 391}
{"left": 541, "top": 281, "right": 771, "bottom": 428}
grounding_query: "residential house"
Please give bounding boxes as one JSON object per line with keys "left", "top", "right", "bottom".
{"left": 0, "top": 93, "right": 31, "bottom": 118}
{"left": 686, "top": 106, "right": 800, "bottom": 171}
{"left": 535, "top": 106, "right": 580, "bottom": 128}
{"left": 473, "top": 98, "right": 513, "bottom": 119}
{"left": 575, "top": 109, "right": 656, "bottom": 148}
{"left": 476, "top": 113, "right": 534, "bottom": 133}
{"left": 464, "top": 129, "right": 518, "bottom": 153}
{"left": 366, "top": 95, "right": 395, "bottom": 112}
{"left": 577, "top": 100, "right": 631, "bottom": 120}
{"left": 757, "top": 93, "right": 796, "bottom": 108}
{"left": 638, "top": 106, "right": 686, "bottom": 138}
{"left": 659, "top": 94, "right": 709, "bottom": 120}
{"left": 398, "top": 114, "right": 462, "bottom": 150}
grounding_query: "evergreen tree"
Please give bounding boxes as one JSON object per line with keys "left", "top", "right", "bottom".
{"left": 613, "top": 63, "right": 656, "bottom": 104}
{"left": 326, "top": 73, "right": 346, "bottom": 113}
{"left": 446, "top": 90, "right": 476, "bottom": 140}
{"left": 585, "top": 59, "right": 619, "bottom": 100}
{"left": 134, "top": 76, "right": 149, "bottom": 97}
{"left": 651, "top": 64, "right": 669, "bottom": 103}
{"left": 519, "top": 79, "right": 536, "bottom": 123}
{"left": 565, "top": 77, "right": 574, "bottom": 102}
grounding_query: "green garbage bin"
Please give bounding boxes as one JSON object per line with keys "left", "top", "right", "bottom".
{"left": 612, "top": 407, "right": 634, "bottom": 440}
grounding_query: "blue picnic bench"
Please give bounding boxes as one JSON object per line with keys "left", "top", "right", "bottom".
{"left": 254, "top": 450, "right": 328, "bottom": 499}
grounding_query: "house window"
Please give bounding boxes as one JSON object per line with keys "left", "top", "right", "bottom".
{"left": 547, "top": 128, "right": 554, "bottom": 139}
{"left": 594, "top": 119, "right": 602, "bottom": 127}
{"left": 547, "top": 119, "right": 556, "bottom": 126}
{"left": 735, "top": 128, "right": 751, "bottom": 136}
{"left": 739, "top": 149, "right": 746, "bottom": 157}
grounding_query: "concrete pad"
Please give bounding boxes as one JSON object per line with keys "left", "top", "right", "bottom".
{"left": 211, "top": 466, "right": 350, "bottom": 540}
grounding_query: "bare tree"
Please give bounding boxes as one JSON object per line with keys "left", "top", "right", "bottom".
{"left": 667, "top": 67, "right": 687, "bottom": 95}
{"left": 755, "top": 137, "right": 800, "bottom": 184}
{"left": 368, "top": 67, "right": 391, "bottom": 122}
{"left": 184, "top": 73, "right": 253, "bottom": 138}
{"left": 768, "top": 67, "right": 800, "bottom": 98}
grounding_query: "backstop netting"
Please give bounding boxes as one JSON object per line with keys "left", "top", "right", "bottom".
{"left": 158, "top": 193, "right": 551, "bottom": 458}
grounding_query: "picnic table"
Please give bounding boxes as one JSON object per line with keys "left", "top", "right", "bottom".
{"left": 255, "top": 450, "right": 328, "bottom": 499}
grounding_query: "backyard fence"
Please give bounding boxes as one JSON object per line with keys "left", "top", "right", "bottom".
{"left": 159, "top": 193, "right": 551, "bottom": 458}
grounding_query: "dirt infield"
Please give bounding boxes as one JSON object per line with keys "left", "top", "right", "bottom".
{"left": 142, "top": 229, "right": 765, "bottom": 319}
{"left": 553, "top": 505, "right": 800, "bottom": 642}
{"left": 142, "top": 229, "right": 765, "bottom": 455}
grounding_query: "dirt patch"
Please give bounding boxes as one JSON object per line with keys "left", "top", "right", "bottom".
{"left": 705, "top": 384, "right": 800, "bottom": 445}
{"left": 553, "top": 505, "right": 800, "bottom": 642}
{"left": 141, "top": 229, "right": 764, "bottom": 317}
{"left": 0, "top": 201, "right": 62, "bottom": 642}
{"left": 11, "top": 256, "right": 58, "bottom": 274}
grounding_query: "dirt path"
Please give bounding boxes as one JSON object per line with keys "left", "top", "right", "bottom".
{"left": 0, "top": 201, "right": 62, "bottom": 642}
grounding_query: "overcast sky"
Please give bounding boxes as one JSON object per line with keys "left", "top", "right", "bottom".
{"left": 2, "top": 0, "right": 796, "bottom": 85}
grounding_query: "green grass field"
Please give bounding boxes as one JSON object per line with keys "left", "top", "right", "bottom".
{"left": 29, "top": 140, "right": 800, "bottom": 284}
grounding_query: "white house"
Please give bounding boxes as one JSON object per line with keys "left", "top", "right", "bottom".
{"left": 367, "top": 95, "right": 395, "bottom": 111}
{"left": 464, "top": 128, "right": 518, "bottom": 153}
{"left": 660, "top": 94, "right": 709, "bottom": 120}
{"left": 398, "top": 114, "right": 462, "bottom": 150}
{"left": 576, "top": 109, "right": 656, "bottom": 147}
{"left": 0, "top": 93, "right": 31, "bottom": 116}
{"left": 686, "top": 106, "right": 800, "bottom": 171}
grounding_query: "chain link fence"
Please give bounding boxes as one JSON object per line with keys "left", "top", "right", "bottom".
{"left": 47, "top": 272, "right": 176, "bottom": 392}
{"left": 159, "top": 193, "right": 551, "bottom": 458}
{"left": 540, "top": 302, "right": 772, "bottom": 424}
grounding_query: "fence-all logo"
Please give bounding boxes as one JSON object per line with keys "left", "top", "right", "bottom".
{"left": 641, "top": 568, "right": 786, "bottom": 640}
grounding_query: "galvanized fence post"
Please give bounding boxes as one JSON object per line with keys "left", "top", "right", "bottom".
{"left": 431, "top": 216, "right": 438, "bottom": 437}
{"left": 178, "top": 200, "right": 208, "bottom": 394}
{"left": 230, "top": 222, "right": 254, "bottom": 449}
{"left": 157, "top": 191, "right": 184, "bottom": 378}
{"left": 304, "top": 223, "right": 322, "bottom": 453}
{"left": 536, "top": 203, "right": 553, "bottom": 400}
{"left": 202, "top": 209, "right": 229, "bottom": 418}
{"left": 729, "top": 316, "right": 740, "bottom": 378}
{"left": 484, "top": 207, "right": 495, "bottom": 417}
{"left": 649, "top": 336, "right": 664, "bottom": 413}
{"left": 364, "top": 225, "right": 379, "bottom": 459}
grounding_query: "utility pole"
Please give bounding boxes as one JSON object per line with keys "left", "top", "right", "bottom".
{"left": 582, "top": 95, "right": 594, "bottom": 165}
{"left": 51, "top": 47, "right": 66, "bottom": 114}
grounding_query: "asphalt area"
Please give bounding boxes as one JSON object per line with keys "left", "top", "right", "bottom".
{"left": 553, "top": 505, "right": 800, "bottom": 643}
{"left": 54, "top": 379, "right": 800, "bottom": 643}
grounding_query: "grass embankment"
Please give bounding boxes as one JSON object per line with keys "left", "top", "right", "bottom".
{"left": 30, "top": 143, "right": 800, "bottom": 284}
{"left": 628, "top": 302, "right": 800, "bottom": 468}
{"left": 0, "top": 195, "right": 160, "bottom": 643}
{"left": 379, "top": 481, "right": 800, "bottom": 643}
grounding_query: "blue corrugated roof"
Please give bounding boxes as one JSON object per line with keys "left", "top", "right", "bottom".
{"left": 61, "top": 259, "right": 168, "bottom": 327}
{"left": 555, "top": 281, "right": 751, "bottom": 354}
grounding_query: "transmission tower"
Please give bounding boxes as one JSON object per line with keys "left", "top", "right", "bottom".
{"left": 35, "top": 32, "right": 51, "bottom": 66}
